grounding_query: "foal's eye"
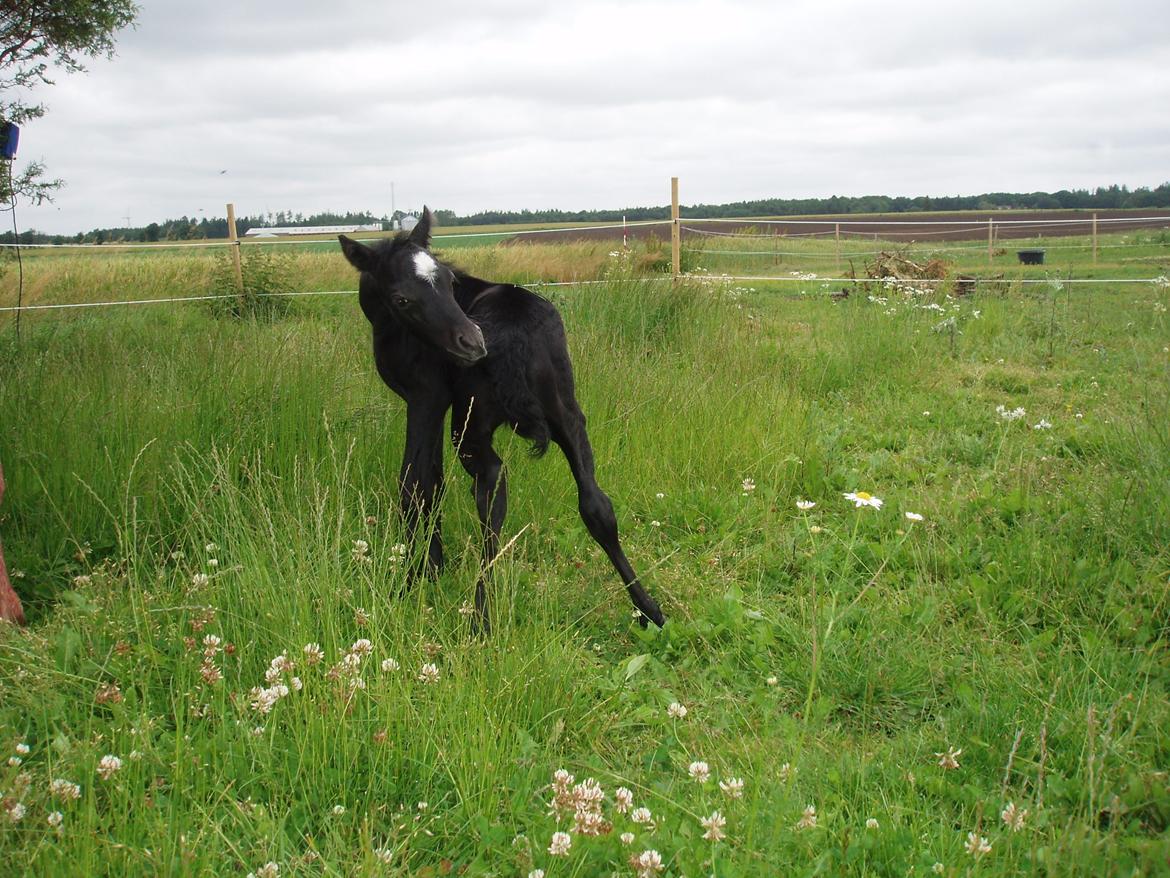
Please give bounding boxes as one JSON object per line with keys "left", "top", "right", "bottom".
{"left": 392, "top": 295, "right": 410, "bottom": 308}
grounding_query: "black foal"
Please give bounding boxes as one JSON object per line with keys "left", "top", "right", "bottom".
{"left": 338, "top": 209, "right": 665, "bottom": 631}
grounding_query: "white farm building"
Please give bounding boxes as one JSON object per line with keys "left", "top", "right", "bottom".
{"left": 244, "top": 223, "right": 381, "bottom": 237}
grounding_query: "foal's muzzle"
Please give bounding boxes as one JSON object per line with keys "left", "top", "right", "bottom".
{"left": 451, "top": 322, "right": 487, "bottom": 364}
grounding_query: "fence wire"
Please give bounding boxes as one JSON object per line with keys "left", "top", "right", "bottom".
{"left": 2, "top": 212, "right": 1168, "bottom": 315}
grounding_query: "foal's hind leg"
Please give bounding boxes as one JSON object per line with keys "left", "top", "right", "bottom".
{"left": 550, "top": 405, "right": 666, "bottom": 628}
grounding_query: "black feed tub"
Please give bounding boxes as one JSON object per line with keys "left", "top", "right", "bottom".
{"left": 1017, "top": 249, "right": 1046, "bottom": 265}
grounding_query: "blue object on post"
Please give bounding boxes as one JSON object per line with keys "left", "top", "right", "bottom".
{"left": 0, "top": 122, "right": 19, "bottom": 159}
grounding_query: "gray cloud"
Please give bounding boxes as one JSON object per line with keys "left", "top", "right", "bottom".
{"left": 13, "top": 0, "right": 1170, "bottom": 233}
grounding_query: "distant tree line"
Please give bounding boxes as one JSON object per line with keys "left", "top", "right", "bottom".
{"left": 0, "top": 210, "right": 388, "bottom": 245}
{"left": 3, "top": 184, "right": 1168, "bottom": 245}
{"left": 435, "top": 182, "right": 1170, "bottom": 226}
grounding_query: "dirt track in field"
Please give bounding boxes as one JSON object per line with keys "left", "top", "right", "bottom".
{"left": 508, "top": 209, "right": 1170, "bottom": 245}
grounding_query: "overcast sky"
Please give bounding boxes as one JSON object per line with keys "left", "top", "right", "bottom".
{"left": 12, "top": 0, "right": 1170, "bottom": 234}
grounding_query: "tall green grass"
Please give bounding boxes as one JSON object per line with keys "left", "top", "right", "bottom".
{"left": 1, "top": 257, "right": 1169, "bottom": 875}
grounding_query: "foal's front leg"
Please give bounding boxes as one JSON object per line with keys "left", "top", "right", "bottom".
{"left": 399, "top": 402, "right": 448, "bottom": 578}
{"left": 456, "top": 440, "right": 506, "bottom": 634}
{"left": 452, "top": 396, "right": 506, "bottom": 633}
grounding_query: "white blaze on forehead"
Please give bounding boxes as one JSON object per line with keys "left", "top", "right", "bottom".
{"left": 412, "top": 250, "right": 440, "bottom": 286}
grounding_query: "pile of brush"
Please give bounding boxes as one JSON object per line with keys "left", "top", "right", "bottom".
{"left": 864, "top": 247, "right": 950, "bottom": 283}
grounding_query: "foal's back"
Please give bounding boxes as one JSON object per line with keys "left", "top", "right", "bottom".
{"left": 454, "top": 276, "right": 574, "bottom": 457}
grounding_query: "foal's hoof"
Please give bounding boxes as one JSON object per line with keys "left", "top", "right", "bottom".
{"left": 638, "top": 608, "right": 666, "bottom": 629}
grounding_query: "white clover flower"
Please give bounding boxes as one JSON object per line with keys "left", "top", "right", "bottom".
{"left": 866, "top": 817, "right": 880, "bottom": 829}
{"left": 701, "top": 810, "right": 727, "bottom": 841}
{"left": 1033, "top": 419, "right": 1053, "bottom": 430}
{"left": 49, "top": 778, "right": 81, "bottom": 800}
{"left": 996, "top": 404, "right": 1026, "bottom": 422}
{"left": 302, "top": 642, "right": 324, "bottom": 664}
{"left": 332, "top": 804, "right": 345, "bottom": 816}
{"left": 96, "top": 754, "right": 122, "bottom": 780}
{"left": 418, "top": 663, "right": 440, "bottom": 684}
{"left": 935, "top": 747, "right": 962, "bottom": 770}
{"left": 249, "top": 684, "right": 290, "bottom": 714}
{"left": 932, "top": 864, "right": 945, "bottom": 875}
{"left": 719, "top": 776, "right": 745, "bottom": 799}
{"left": 796, "top": 500, "right": 816, "bottom": 511}
{"left": 191, "top": 572, "right": 209, "bottom": 588}
{"left": 620, "top": 831, "right": 635, "bottom": 845}
{"left": 1001, "top": 801, "right": 1028, "bottom": 832}
{"left": 350, "top": 639, "right": 373, "bottom": 656}
{"left": 15, "top": 743, "right": 30, "bottom": 755}
{"left": 796, "top": 804, "right": 817, "bottom": 830}
{"left": 527, "top": 871, "right": 545, "bottom": 878}
{"left": 548, "top": 831, "right": 572, "bottom": 856}
{"left": 766, "top": 675, "right": 779, "bottom": 686}
{"left": 630, "top": 849, "right": 664, "bottom": 878}
{"left": 688, "top": 760, "right": 711, "bottom": 783}
{"left": 265, "top": 654, "right": 293, "bottom": 684}
{"left": 964, "top": 832, "right": 991, "bottom": 859}
{"left": 843, "top": 491, "right": 883, "bottom": 509}
{"left": 205, "top": 542, "right": 218, "bottom": 553}
{"left": 381, "top": 658, "right": 400, "bottom": 672}
{"left": 741, "top": 477, "right": 756, "bottom": 495}
{"left": 248, "top": 862, "right": 280, "bottom": 878}
{"left": 631, "top": 807, "right": 653, "bottom": 825}
{"left": 614, "top": 786, "right": 634, "bottom": 814}
{"left": 47, "top": 810, "right": 64, "bottom": 829}
{"left": 667, "top": 701, "right": 687, "bottom": 719}
{"left": 553, "top": 768, "right": 574, "bottom": 788}
{"left": 373, "top": 847, "right": 394, "bottom": 864}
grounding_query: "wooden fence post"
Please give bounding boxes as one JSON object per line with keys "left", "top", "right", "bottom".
{"left": 835, "top": 222, "right": 841, "bottom": 273}
{"left": 1092, "top": 212, "right": 1098, "bottom": 265}
{"left": 987, "top": 217, "right": 994, "bottom": 265}
{"left": 670, "top": 177, "right": 680, "bottom": 280}
{"left": 226, "top": 202, "right": 244, "bottom": 300}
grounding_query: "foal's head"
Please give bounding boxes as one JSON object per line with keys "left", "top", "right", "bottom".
{"left": 339, "top": 209, "right": 487, "bottom": 364}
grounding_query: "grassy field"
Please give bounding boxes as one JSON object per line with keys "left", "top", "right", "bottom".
{"left": 1, "top": 232, "right": 1169, "bottom": 876}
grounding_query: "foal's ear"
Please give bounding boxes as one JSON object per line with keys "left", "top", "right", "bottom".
{"left": 409, "top": 206, "right": 433, "bottom": 249}
{"left": 338, "top": 234, "right": 376, "bottom": 273}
